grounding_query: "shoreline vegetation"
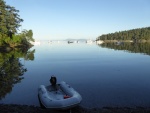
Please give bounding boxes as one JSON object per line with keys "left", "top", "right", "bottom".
{"left": 0, "top": 104, "right": 150, "bottom": 113}
{"left": 0, "top": 0, "right": 34, "bottom": 52}
{"left": 96, "top": 27, "right": 150, "bottom": 43}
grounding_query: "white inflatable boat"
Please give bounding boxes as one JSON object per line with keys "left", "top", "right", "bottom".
{"left": 38, "top": 81, "right": 82, "bottom": 109}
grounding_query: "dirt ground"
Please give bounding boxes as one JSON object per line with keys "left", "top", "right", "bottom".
{"left": 0, "top": 104, "right": 150, "bottom": 113}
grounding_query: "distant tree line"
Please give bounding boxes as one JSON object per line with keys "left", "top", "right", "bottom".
{"left": 0, "top": 0, "right": 34, "bottom": 49}
{"left": 96, "top": 27, "right": 150, "bottom": 42}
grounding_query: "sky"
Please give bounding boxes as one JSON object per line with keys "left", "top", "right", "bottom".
{"left": 5, "top": 0, "right": 150, "bottom": 40}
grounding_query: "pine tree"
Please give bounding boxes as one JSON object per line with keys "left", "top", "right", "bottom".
{"left": 0, "top": 0, "right": 23, "bottom": 38}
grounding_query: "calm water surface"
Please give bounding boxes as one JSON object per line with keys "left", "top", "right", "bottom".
{"left": 0, "top": 42, "right": 150, "bottom": 108}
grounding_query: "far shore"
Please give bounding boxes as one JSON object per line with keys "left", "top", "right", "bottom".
{"left": 0, "top": 104, "right": 150, "bottom": 113}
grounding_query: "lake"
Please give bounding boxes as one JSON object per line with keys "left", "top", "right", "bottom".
{"left": 0, "top": 41, "right": 150, "bottom": 108}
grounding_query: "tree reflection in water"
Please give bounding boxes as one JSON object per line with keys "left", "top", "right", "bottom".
{"left": 98, "top": 42, "right": 150, "bottom": 56}
{"left": 0, "top": 49, "right": 35, "bottom": 99}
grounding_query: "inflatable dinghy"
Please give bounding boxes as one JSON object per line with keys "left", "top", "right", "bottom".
{"left": 38, "top": 81, "right": 82, "bottom": 109}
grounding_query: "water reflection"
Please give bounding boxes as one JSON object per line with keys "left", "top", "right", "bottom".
{"left": 98, "top": 42, "right": 150, "bottom": 56}
{"left": 0, "top": 49, "right": 35, "bottom": 99}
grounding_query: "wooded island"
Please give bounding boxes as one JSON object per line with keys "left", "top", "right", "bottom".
{"left": 96, "top": 27, "right": 150, "bottom": 42}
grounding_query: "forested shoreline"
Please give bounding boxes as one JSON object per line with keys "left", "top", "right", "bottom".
{"left": 0, "top": 0, "right": 34, "bottom": 51}
{"left": 96, "top": 27, "right": 150, "bottom": 42}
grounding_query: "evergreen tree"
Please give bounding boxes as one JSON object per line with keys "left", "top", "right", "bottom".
{"left": 0, "top": 0, "right": 23, "bottom": 38}
{"left": 97, "top": 27, "right": 150, "bottom": 41}
{"left": 0, "top": 0, "right": 34, "bottom": 48}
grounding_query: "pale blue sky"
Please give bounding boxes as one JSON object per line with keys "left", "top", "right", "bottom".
{"left": 5, "top": 0, "right": 150, "bottom": 40}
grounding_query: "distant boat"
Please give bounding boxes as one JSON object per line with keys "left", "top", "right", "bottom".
{"left": 48, "top": 40, "right": 52, "bottom": 43}
{"left": 86, "top": 39, "right": 93, "bottom": 44}
{"left": 30, "top": 41, "right": 41, "bottom": 45}
{"left": 38, "top": 81, "right": 82, "bottom": 109}
{"left": 96, "top": 40, "right": 104, "bottom": 44}
{"left": 73, "top": 40, "right": 78, "bottom": 43}
{"left": 68, "top": 41, "right": 74, "bottom": 44}
{"left": 115, "top": 41, "right": 123, "bottom": 45}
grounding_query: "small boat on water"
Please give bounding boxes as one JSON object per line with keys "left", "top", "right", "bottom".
{"left": 38, "top": 77, "right": 82, "bottom": 109}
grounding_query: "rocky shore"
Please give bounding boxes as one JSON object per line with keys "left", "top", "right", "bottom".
{"left": 0, "top": 104, "right": 150, "bottom": 113}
